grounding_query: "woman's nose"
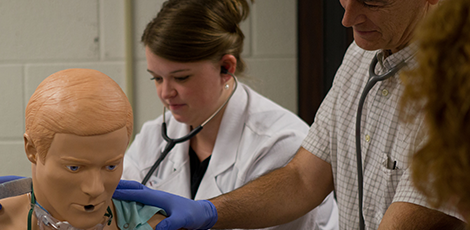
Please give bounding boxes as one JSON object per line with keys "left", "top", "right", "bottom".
{"left": 159, "top": 81, "right": 177, "bottom": 99}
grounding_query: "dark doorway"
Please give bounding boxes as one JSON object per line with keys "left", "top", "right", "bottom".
{"left": 298, "top": 0, "right": 353, "bottom": 125}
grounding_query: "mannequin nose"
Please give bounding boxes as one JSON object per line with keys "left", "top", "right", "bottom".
{"left": 81, "top": 172, "right": 105, "bottom": 198}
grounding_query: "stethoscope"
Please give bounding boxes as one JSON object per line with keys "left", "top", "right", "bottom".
{"left": 356, "top": 54, "right": 407, "bottom": 230}
{"left": 141, "top": 68, "right": 238, "bottom": 185}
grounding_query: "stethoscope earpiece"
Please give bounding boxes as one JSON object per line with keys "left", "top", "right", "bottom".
{"left": 221, "top": 66, "right": 229, "bottom": 74}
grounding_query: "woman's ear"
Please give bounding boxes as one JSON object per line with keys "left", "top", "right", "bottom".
{"left": 219, "top": 54, "right": 237, "bottom": 76}
{"left": 24, "top": 133, "right": 38, "bottom": 164}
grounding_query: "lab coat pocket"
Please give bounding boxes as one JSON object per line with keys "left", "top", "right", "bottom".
{"left": 140, "top": 160, "right": 176, "bottom": 188}
{"left": 375, "top": 155, "right": 404, "bottom": 222}
{"left": 214, "top": 166, "right": 238, "bottom": 194}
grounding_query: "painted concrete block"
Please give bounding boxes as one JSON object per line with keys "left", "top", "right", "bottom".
{"left": 102, "top": 0, "right": 125, "bottom": 59}
{"left": 133, "top": 0, "right": 165, "bottom": 59}
{"left": 0, "top": 142, "right": 31, "bottom": 177}
{"left": 0, "top": 0, "right": 99, "bottom": 61}
{"left": 244, "top": 58, "right": 297, "bottom": 113}
{"left": 0, "top": 65, "right": 24, "bottom": 139}
{"left": 252, "top": 0, "right": 297, "bottom": 57}
{"left": 133, "top": 61, "right": 163, "bottom": 133}
{"left": 240, "top": 13, "right": 252, "bottom": 58}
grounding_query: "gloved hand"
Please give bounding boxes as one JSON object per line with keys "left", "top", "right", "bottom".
{"left": 113, "top": 180, "right": 218, "bottom": 230}
{"left": 0, "top": 175, "right": 26, "bottom": 210}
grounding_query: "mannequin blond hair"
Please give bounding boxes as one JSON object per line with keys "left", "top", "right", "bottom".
{"left": 24, "top": 68, "right": 133, "bottom": 163}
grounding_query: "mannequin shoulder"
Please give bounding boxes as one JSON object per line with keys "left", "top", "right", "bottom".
{"left": 0, "top": 194, "right": 30, "bottom": 230}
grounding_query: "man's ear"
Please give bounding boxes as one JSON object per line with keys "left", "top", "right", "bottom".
{"left": 24, "top": 133, "right": 38, "bottom": 164}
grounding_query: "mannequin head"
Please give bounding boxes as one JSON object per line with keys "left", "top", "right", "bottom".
{"left": 24, "top": 69, "right": 133, "bottom": 163}
{"left": 24, "top": 68, "right": 133, "bottom": 228}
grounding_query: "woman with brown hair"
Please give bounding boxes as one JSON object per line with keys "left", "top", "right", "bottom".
{"left": 121, "top": 0, "right": 338, "bottom": 229}
{"left": 401, "top": 0, "right": 470, "bottom": 224}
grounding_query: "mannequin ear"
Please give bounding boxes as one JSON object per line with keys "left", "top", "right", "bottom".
{"left": 24, "top": 133, "right": 38, "bottom": 164}
{"left": 219, "top": 54, "right": 237, "bottom": 76}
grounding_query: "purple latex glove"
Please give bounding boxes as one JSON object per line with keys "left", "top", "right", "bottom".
{"left": 113, "top": 180, "right": 218, "bottom": 230}
{"left": 0, "top": 175, "right": 25, "bottom": 184}
{"left": 0, "top": 175, "right": 26, "bottom": 210}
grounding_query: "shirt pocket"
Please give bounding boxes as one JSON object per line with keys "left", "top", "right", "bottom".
{"left": 375, "top": 153, "right": 404, "bottom": 222}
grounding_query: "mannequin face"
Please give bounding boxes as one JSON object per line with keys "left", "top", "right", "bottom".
{"left": 31, "top": 127, "right": 128, "bottom": 229}
{"left": 145, "top": 46, "right": 233, "bottom": 127}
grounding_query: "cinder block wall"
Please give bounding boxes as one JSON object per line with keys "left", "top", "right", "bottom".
{"left": 0, "top": 0, "right": 297, "bottom": 176}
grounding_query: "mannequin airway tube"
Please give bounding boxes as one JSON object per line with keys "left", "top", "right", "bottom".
{"left": 28, "top": 185, "right": 113, "bottom": 230}
{"left": 85, "top": 205, "right": 95, "bottom": 211}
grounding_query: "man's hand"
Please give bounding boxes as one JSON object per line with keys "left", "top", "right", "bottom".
{"left": 113, "top": 180, "right": 218, "bottom": 230}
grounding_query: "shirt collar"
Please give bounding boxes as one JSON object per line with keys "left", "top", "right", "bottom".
{"left": 375, "top": 43, "right": 417, "bottom": 74}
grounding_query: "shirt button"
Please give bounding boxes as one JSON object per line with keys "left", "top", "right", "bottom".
{"left": 382, "top": 89, "right": 389, "bottom": 96}
{"left": 124, "top": 223, "right": 129, "bottom": 229}
{"left": 365, "top": 135, "right": 370, "bottom": 142}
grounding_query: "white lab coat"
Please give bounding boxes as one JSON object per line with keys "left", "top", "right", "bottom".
{"left": 123, "top": 83, "right": 338, "bottom": 230}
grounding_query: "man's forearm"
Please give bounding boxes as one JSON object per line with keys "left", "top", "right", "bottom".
{"left": 211, "top": 148, "right": 334, "bottom": 229}
{"left": 378, "top": 202, "right": 466, "bottom": 230}
{"left": 211, "top": 166, "right": 309, "bottom": 228}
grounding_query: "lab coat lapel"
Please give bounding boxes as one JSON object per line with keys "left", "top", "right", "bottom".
{"left": 195, "top": 84, "right": 248, "bottom": 200}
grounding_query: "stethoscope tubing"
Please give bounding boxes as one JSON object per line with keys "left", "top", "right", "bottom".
{"left": 141, "top": 73, "right": 238, "bottom": 185}
{"left": 356, "top": 54, "right": 406, "bottom": 230}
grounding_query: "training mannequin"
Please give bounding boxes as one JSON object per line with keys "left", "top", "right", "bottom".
{"left": 0, "top": 69, "right": 166, "bottom": 230}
